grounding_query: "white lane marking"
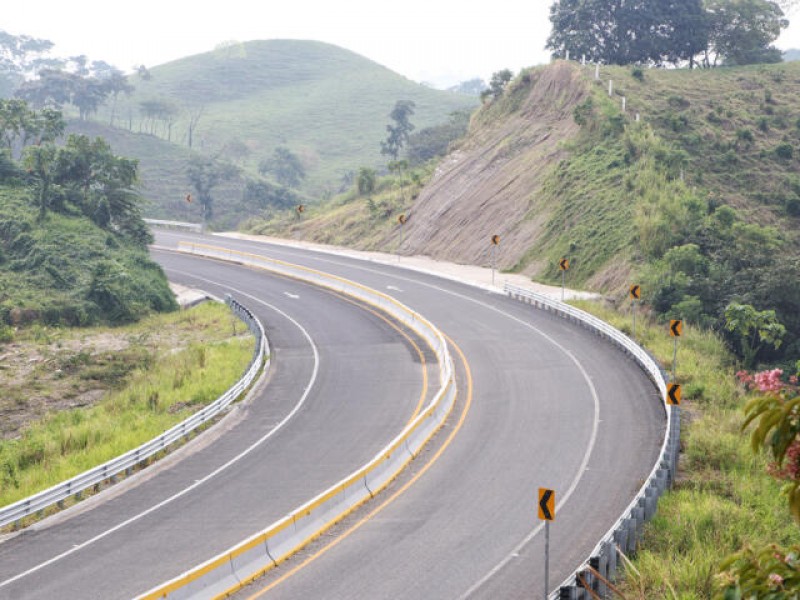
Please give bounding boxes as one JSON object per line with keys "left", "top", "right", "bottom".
{"left": 0, "top": 273, "right": 320, "bottom": 589}
{"left": 188, "top": 240, "right": 605, "bottom": 596}
{"left": 387, "top": 285, "right": 403, "bottom": 292}
{"left": 284, "top": 292, "right": 300, "bottom": 299}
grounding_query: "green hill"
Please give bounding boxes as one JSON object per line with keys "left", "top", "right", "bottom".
{"left": 80, "top": 39, "right": 476, "bottom": 225}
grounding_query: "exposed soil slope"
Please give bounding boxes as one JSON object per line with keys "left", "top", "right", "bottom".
{"left": 398, "top": 62, "right": 588, "bottom": 270}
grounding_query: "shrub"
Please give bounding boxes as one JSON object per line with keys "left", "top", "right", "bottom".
{"left": 736, "top": 128, "right": 754, "bottom": 143}
{"left": 775, "top": 143, "right": 794, "bottom": 160}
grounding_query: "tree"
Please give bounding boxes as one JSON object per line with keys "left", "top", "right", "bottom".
{"left": 186, "top": 155, "right": 237, "bottom": 228}
{"left": 546, "top": 0, "right": 708, "bottom": 66}
{"left": 138, "top": 98, "right": 178, "bottom": 138}
{"left": 481, "top": 69, "right": 514, "bottom": 102}
{"left": 185, "top": 104, "right": 204, "bottom": 148}
{"left": 0, "top": 30, "right": 55, "bottom": 83}
{"left": 100, "top": 69, "right": 134, "bottom": 126}
{"left": 242, "top": 178, "right": 295, "bottom": 210}
{"left": 357, "top": 167, "right": 376, "bottom": 196}
{"left": 223, "top": 138, "right": 251, "bottom": 166}
{"left": 448, "top": 78, "right": 487, "bottom": 96}
{"left": 380, "top": 100, "right": 416, "bottom": 161}
{"left": 724, "top": 302, "right": 786, "bottom": 369}
{"left": 0, "top": 98, "right": 64, "bottom": 158}
{"left": 15, "top": 69, "right": 110, "bottom": 120}
{"left": 705, "top": 0, "right": 788, "bottom": 66}
{"left": 22, "top": 143, "right": 57, "bottom": 221}
{"left": 406, "top": 110, "right": 471, "bottom": 165}
{"left": 258, "top": 146, "right": 305, "bottom": 188}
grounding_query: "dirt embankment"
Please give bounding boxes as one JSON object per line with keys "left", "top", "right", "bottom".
{"left": 396, "top": 62, "right": 588, "bottom": 272}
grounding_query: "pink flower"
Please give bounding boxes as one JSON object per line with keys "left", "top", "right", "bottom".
{"left": 769, "top": 572, "right": 784, "bottom": 587}
{"left": 754, "top": 369, "right": 783, "bottom": 393}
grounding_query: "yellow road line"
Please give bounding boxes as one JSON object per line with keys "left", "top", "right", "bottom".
{"left": 244, "top": 335, "right": 473, "bottom": 599}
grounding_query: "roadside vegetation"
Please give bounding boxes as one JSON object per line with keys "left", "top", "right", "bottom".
{"left": 0, "top": 301, "right": 255, "bottom": 511}
{"left": 572, "top": 299, "right": 800, "bottom": 598}
{"left": 0, "top": 100, "right": 259, "bottom": 520}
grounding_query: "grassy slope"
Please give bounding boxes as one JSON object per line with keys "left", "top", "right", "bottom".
{"left": 0, "top": 301, "right": 255, "bottom": 511}
{"left": 0, "top": 183, "right": 176, "bottom": 325}
{"left": 83, "top": 40, "right": 476, "bottom": 223}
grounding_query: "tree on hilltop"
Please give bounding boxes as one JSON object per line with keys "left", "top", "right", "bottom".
{"left": 547, "top": 0, "right": 789, "bottom": 67}
{"left": 705, "top": 0, "right": 788, "bottom": 66}
{"left": 546, "top": 0, "right": 708, "bottom": 66}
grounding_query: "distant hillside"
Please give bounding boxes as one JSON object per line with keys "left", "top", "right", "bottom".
{"left": 784, "top": 49, "right": 800, "bottom": 61}
{"left": 82, "top": 39, "right": 476, "bottom": 224}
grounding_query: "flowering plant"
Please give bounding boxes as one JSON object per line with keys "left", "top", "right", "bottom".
{"left": 717, "top": 366, "right": 800, "bottom": 598}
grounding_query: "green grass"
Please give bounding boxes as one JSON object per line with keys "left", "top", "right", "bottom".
{"left": 572, "top": 299, "right": 800, "bottom": 598}
{"left": 0, "top": 183, "right": 177, "bottom": 326}
{"left": 0, "top": 302, "right": 256, "bottom": 509}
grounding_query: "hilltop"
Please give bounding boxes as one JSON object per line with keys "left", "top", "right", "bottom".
{"left": 76, "top": 39, "right": 477, "bottom": 224}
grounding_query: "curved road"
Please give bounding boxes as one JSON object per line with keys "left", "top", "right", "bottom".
{"left": 0, "top": 253, "right": 434, "bottom": 599}
{"left": 157, "top": 232, "right": 666, "bottom": 599}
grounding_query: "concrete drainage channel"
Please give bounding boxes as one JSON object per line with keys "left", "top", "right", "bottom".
{"left": 0, "top": 296, "right": 268, "bottom": 531}
{"left": 136, "top": 242, "right": 455, "bottom": 600}
{"left": 504, "top": 284, "right": 679, "bottom": 600}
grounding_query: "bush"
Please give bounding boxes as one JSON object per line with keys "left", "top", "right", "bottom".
{"left": 736, "top": 128, "right": 754, "bottom": 143}
{"left": 775, "top": 143, "right": 794, "bottom": 160}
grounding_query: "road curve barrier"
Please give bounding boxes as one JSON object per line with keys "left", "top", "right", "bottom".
{"left": 144, "top": 218, "right": 203, "bottom": 233}
{"left": 0, "top": 297, "right": 267, "bottom": 531}
{"left": 136, "top": 242, "right": 455, "bottom": 600}
{"left": 504, "top": 283, "right": 679, "bottom": 600}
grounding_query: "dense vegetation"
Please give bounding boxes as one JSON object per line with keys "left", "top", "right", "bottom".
{"left": 547, "top": 0, "right": 791, "bottom": 67}
{"left": 533, "top": 63, "right": 800, "bottom": 369}
{"left": 0, "top": 100, "right": 176, "bottom": 328}
{"left": 574, "top": 301, "right": 800, "bottom": 599}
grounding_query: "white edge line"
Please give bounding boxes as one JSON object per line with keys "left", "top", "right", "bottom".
{"left": 0, "top": 276, "right": 320, "bottom": 589}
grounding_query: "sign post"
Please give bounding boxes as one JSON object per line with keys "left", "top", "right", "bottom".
{"left": 630, "top": 285, "right": 641, "bottom": 339}
{"left": 558, "top": 259, "right": 570, "bottom": 301}
{"left": 667, "top": 383, "right": 682, "bottom": 406}
{"left": 670, "top": 319, "right": 682, "bottom": 378}
{"left": 397, "top": 214, "right": 407, "bottom": 259}
{"left": 491, "top": 235, "right": 500, "bottom": 286}
{"left": 538, "top": 487, "right": 555, "bottom": 599}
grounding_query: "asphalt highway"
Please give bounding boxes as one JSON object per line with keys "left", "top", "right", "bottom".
{"left": 155, "top": 232, "right": 666, "bottom": 600}
{"left": 0, "top": 251, "right": 434, "bottom": 599}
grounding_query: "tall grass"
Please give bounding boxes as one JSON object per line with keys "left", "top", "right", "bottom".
{"left": 571, "top": 299, "right": 800, "bottom": 598}
{"left": 0, "top": 303, "right": 255, "bottom": 508}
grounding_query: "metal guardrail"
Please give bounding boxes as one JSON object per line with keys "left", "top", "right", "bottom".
{"left": 144, "top": 219, "right": 203, "bottom": 233}
{"left": 0, "top": 297, "right": 267, "bottom": 530}
{"left": 137, "top": 242, "right": 455, "bottom": 600}
{"left": 504, "top": 283, "right": 679, "bottom": 600}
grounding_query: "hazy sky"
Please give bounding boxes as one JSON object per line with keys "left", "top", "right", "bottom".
{"left": 4, "top": 0, "right": 800, "bottom": 88}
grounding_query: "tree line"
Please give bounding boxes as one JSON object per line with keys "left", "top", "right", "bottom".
{"left": 547, "top": 0, "right": 795, "bottom": 67}
{"left": 0, "top": 98, "right": 150, "bottom": 245}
